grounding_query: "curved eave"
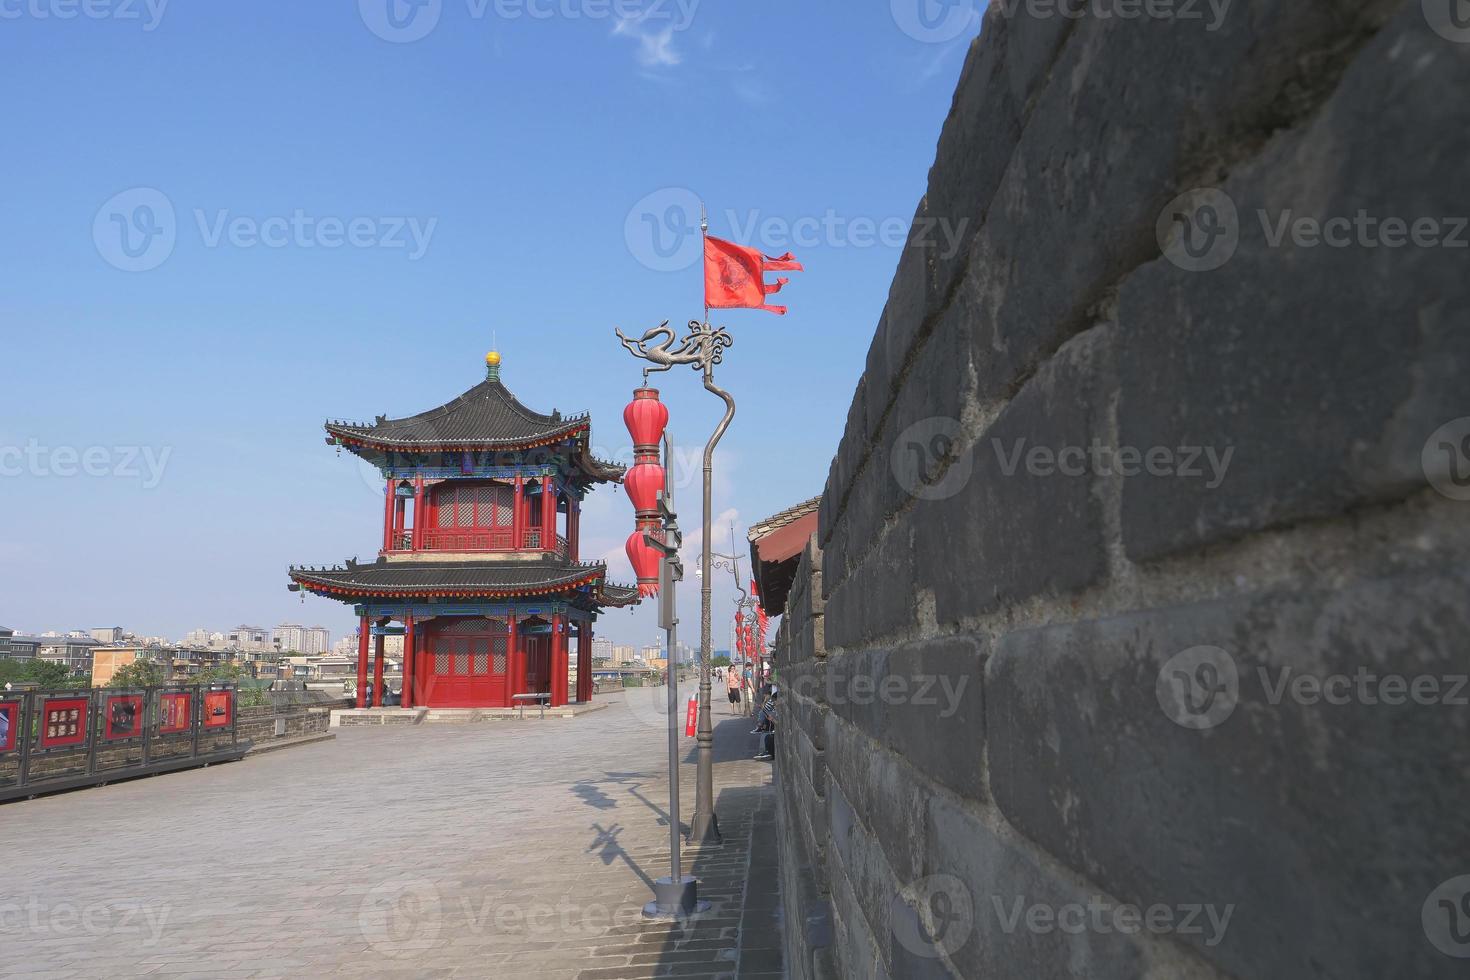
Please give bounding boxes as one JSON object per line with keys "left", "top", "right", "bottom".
{"left": 324, "top": 419, "right": 590, "bottom": 454}
{"left": 595, "top": 582, "right": 641, "bottom": 608}
{"left": 287, "top": 565, "right": 627, "bottom": 604}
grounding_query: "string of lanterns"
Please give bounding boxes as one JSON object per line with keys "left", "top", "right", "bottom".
{"left": 622, "top": 386, "right": 669, "bottom": 597}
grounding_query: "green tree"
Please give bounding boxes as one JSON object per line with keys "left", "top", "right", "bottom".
{"left": 194, "top": 662, "right": 246, "bottom": 686}
{"left": 0, "top": 658, "right": 77, "bottom": 690}
{"left": 107, "top": 659, "right": 168, "bottom": 688}
{"left": 711, "top": 655, "right": 731, "bottom": 668}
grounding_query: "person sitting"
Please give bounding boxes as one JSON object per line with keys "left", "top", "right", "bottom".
{"left": 750, "top": 686, "right": 778, "bottom": 734}
{"left": 754, "top": 696, "right": 776, "bottom": 761}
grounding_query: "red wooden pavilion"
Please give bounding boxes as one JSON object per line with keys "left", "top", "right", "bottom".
{"left": 289, "top": 351, "right": 638, "bottom": 709}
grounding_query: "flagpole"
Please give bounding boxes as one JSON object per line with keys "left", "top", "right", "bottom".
{"left": 690, "top": 198, "right": 723, "bottom": 846}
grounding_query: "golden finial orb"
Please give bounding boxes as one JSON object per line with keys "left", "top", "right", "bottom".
{"left": 486, "top": 350, "right": 502, "bottom": 367}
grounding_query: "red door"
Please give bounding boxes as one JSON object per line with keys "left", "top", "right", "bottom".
{"left": 419, "top": 618, "right": 510, "bottom": 707}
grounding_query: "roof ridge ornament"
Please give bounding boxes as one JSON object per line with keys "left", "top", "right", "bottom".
{"left": 485, "top": 349, "right": 502, "bottom": 382}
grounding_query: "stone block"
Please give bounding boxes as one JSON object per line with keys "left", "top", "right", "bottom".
{"left": 913, "top": 326, "right": 1111, "bottom": 625}
{"left": 987, "top": 561, "right": 1470, "bottom": 980}
{"left": 1117, "top": 6, "right": 1470, "bottom": 562}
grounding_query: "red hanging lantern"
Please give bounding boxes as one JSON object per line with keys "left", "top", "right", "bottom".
{"left": 624, "top": 387, "right": 669, "bottom": 452}
{"left": 625, "top": 528, "right": 662, "bottom": 597}
{"left": 623, "top": 386, "right": 670, "bottom": 598}
{"left": 623, "top": 458, "right": 666, "bottom": 516}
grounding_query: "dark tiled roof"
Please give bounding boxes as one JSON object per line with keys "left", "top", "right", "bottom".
{"left": 326, "top": 379, "right": 589, "bottom": 450}
{"left": 289, "top": 557, "right": 640, "bottom": 607}
{"left": 746, "top": 496, "right": 821, "bottom": 541}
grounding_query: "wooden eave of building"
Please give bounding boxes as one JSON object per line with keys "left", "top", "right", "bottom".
{"left": 746, "top": 495, "right": 822, "bottom": 617}
{"left": 288, "top": 557, "right": 640, "bottom": 607}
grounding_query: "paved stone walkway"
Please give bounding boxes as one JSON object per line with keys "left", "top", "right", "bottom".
{"left": 0, "top": 689, "right": 782, "bottom": 979}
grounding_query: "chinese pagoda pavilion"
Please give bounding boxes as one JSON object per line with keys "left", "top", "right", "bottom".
{"left": 288, "top": 351, "right": 638, "bottom": 710}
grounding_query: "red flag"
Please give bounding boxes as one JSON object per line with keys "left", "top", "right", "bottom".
{"left": 704, "top": 235, "right": 803, "bottom": 315}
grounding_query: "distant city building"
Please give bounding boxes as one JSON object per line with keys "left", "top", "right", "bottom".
{"left": 274, "top": 624, "right": 332, "bottom": 656}
{"left": 612, "top": 644, "right": 636, "bottom": 666}
{"left": 90, "top": 627, "right": 124, "bottom": 644}
{"left": 182, "top": 628, "right": 213, "bottom": 647}
{"left": 0, "top": 627, "right": 40, "bottom": 661}
{"left": 592, "top": 637, "right": 615, "bottom": 663}
{"left": 91, "top": 647, "right": 142, "bottom": 687}
{"left": 227, "top": 625, "right": 272, "bottom": 653}
{"left": 37, "top": 636, "right": 104, "bottom": 675}
{"left": 639, "top": 644, "right": 662, "bottom": 664}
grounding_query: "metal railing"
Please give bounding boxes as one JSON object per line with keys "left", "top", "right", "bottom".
{"left": 0, "top": 684, "right": 249, "bottom": 803}
{"left": 385, "top": 528, "right": 570, "bottom": 557}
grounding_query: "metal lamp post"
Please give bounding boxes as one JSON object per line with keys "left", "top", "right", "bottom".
{"left": 615, "top": 317, "right": 735, "bottom": 845}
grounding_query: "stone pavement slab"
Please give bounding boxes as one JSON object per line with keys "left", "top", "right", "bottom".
{"left": 0, "top": 690, "right": 782, "bottom": 979}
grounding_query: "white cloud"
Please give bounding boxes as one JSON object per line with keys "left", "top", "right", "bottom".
{"left": 613, "top": 17, "right": 683, "bottom": 69}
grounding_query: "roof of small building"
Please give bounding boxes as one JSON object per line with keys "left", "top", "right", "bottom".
{"left": 326, "top": 377, "right": 581, "bottom": 450}
{"left": 747, "top": 495, "right": 821, "bottom": 618}
{"left": 324, "top": 374, "right": 626, "bottom": 483}
{"left": 289, "top": 556, "right": 639, "bottom": 607}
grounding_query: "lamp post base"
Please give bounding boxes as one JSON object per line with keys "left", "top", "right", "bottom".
{"left": 642, "top": 876, "right": 710, "bottom": 919}
{"left": 687, "top": 811, "right": 723, "bottom": 847}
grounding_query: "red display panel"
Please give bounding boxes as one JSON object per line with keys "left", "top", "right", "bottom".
{"left": 203, "top": 690, "right": 233, "bottom": 728}
{"left": 39, "top": 697, "right": 89, "bottom": 748}
{"left": 104, "top": 695, "right": 144, "bottom": 741}
{"left": 158, "top": 693, "right": 191, "bottom": 733}
{"left": 0, "top": 700, "right": 18, "bottom": 753}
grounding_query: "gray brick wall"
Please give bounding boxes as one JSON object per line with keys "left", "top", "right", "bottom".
{"left": 774, "top": 3, "right": 1470, "bottom": 977}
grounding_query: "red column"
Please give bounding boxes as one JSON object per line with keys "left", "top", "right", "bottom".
{"left": 401, "top": 613, "right": 415, "bottom": 708}
{"left": 411, "top": 479, "right": 425, "bottom": 551}
{"left": 356, "top": 617, "right": 369, "bottom": 708}
{"left": 550, "top": 614, "right": 567, "bottom": 706}
{"left": 542, "top": 480, "right": 556, "bottom": 553}
{"left": 373, "top": 632, "right": 385, "bottom": 707}
{"left": 569, "top": 496, "right": 580, "bottom": 561}
{"left": 513, "top": 475, "right": 524, "bottom": 550}
{"left": 578, "top": 621, "right": 592, "bottom": 702}
{"left": 382, "top": 480, "right": 394, "bottom": 552}
{"left": 507, "top": 614, "right": 522, "bottom": 696}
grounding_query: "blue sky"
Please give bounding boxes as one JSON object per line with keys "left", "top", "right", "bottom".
{"left": 0, "top": 0, "right": 982, "bottom": 647}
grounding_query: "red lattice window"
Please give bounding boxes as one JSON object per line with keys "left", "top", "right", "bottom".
{"left": 433, "top": 483, "right": 514, "bottom": 529}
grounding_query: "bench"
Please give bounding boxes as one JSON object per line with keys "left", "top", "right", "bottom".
{"left": 512, "top": 693, "right": 552, "bottom": 719}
